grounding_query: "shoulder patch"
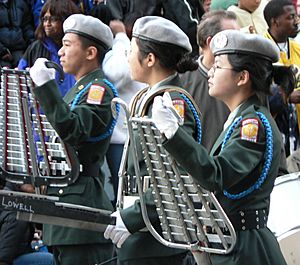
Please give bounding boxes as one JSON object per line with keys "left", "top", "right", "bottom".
{"left": 172, "top": 99, "right": 185, "bottom": 120}
{"left": 87, "top": 84, "right": 106, "bottom": 105}
{"left": 240, "top": 118, "right": 259, "bottom": 143}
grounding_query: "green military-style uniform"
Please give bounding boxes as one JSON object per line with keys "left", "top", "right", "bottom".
{"left": 33, "top": 68, "right": 114, "bottom": 264}
{"left": 117, "top": 74, "right": 198, "bottom": 264}
{"left": 164, "top": 95, "right": 287, "bottom": 265}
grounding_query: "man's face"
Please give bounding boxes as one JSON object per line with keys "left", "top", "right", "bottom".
{"left": 58, "top": 33, "right": 88, "bottom": 78}
{"left": 275, "top": 5, "right": 298, "bottom": 38}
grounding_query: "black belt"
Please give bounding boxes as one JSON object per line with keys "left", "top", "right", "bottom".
{"left": 81, "top": 162, "right": 100, "bottom": 177}
{"left": 228, "top": 209, "right": 268, "bottom": 231}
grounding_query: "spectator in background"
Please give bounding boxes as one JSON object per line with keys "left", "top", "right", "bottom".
{"left": 30, "top": 0, "right": 103, "bottom": 28}
{"left": 210, "top": 0, "right": 238, "bottom": 10}
{"left": 202, "top": 0, "right": 211, "bottom": 12}
{"left": 90, "top": 1, "right": 113, "bottom": 26}
{"left": 228, "top": 0, "right": 269, "bottom": 34}
{"left": 264, "top": 0, "right": 300, "bottom": 157}
{"left": 0, "top": 0, "right": 34, "bottom": 68}
{"left": 18, "top": 0, "right": 80, "bottom": 97}
{"left": 160, "top": 0, "right": 205, "bottom": 56}
{"left": 107, "top": 0, "right": 161, "bottom": 21}
{"left": 30, "top": 0, "right": 46, "bottom": 28}
{"left": 180, "top": 10, "right": 239, "bottom": 151}
{"left": 107, "top": 0, "right": 205, "bottom": 56}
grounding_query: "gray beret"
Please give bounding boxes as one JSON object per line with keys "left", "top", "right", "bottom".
{"left": 63, "top": 14, "right": 113, "bottom": 50}
{"left": 210, "top": 30, "right": 280, "bottom": 63}
{"left": 132, "top": 16, "right": 192, "bottom": 53}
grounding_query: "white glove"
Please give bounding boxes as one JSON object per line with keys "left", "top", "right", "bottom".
{"left": 152, "top": 92, "right": 180, "bottom": 139}
{"left": 29, "top": 58, "right": 55, "bottom": 87}
{"left": 104, "top": 211, "right": 131, "bottom": 248}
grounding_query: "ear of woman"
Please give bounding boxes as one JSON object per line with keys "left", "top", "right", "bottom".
{"left": 237, "top": 70, "right": 250, "bottom": 85}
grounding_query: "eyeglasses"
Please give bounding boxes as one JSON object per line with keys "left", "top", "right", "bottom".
{"left": 211, "top": 64, "right": 235, "bottom": 73}
{"left": 41, "top": 16, "right": 60, "bottom": 23}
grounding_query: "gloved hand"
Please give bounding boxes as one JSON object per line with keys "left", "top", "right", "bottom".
{"left": 104, "top": 211, "right": 131, "bottom": 248}
{"left": 29, "top": 58, "right": 55, "bottom": 87}
{"left": 152, "top": 92, "right": 180, "bottom": 139}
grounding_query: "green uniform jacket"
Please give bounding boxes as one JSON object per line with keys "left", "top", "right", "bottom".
{"left": 164, "top": 95, "right": 287, "bottom": 265}
{"left": 118, "top": 75, "right": 198, "bottom": 261}
{"left": 33, "top": 69, "right": 114, "bottom": 246}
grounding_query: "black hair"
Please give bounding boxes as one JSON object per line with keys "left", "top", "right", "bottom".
{"left": 264, "top": 0, "right": 294, "bottom": 27}
{"left": 135, "top": 38, "right": 198, "bottom": 73}
{"left": 197, "top": 10, "right": 237, "bottom": 48}
{"left": 36, "top": 0, "right": 80, "bottom": 41}
{"left": 227, "top": 53, "right": 295, "bottom": 97}
{"left": 90, "top": 3, "right": 113, "bottom": 26}
{"left": 78, "top": 35, "right": 107, "bottom": 63}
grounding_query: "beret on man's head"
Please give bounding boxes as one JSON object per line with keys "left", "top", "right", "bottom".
{"left": 132, "top": 16, "right": 192, "bottom": 53}
{"left": 63, "top": 14, "right": 113, "bottom": 50}
{"left": 210, "top": 29, "right": 280, "bottom": 63}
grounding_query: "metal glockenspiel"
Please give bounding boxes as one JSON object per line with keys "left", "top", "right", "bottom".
{"left": 0, "top": 67, "right": 80, "bottom": 188}
{"left": 112, "top": 86, "right": 236, "bottom": 265}
{"left": 0, "top": 67, "right": 115, "bottom": 231}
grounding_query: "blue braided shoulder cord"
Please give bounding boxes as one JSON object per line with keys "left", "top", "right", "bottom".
{"left": 221, "top": 112, "right": 273, "bottom": 200}
{"left": 179, "top": 93, "right": 202, "bottom": 144}
{"left": 70, "top": 82, "right": 93, "bottom": 110}
{"left": 70, "top": 79, "right": 119, "bottom": 142}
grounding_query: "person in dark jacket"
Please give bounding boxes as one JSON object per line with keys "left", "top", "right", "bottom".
{"left": 107, "top": 0, "right": 205, "bottom": 56}
{"left": 0, "top": 0, "right": 34, "bottom": 68}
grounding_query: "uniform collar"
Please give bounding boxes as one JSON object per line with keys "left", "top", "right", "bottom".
{"left": 75, "top": 68, "right": 104, "bottom": 90}
{"left": 210, "top": 95, "right": 263, "bottom": 155}
{"left": 150, "top": 73, "right": 178, "bottom": 93}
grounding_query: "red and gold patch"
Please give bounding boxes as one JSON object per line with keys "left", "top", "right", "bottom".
{"left": 240, "top": 118, "right": 259, "bottom": 143}
{"left": 87, "top": 85, "right": 105, "bottom": 105}
{"left": 172, "top": 99, "right": 185, "bottom": 120}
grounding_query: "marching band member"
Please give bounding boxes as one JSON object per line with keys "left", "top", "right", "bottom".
{"left": 104, "top": 16, "right": 199, "bottom": 265}
{"left": 29, "top": 14, "right": 115, "bottom": 265}
{"left": 152, "top": 30, "right": 291, "bottom": 265}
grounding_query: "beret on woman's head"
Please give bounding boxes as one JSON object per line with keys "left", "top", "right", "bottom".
{"left": 210, "top": 29, "right": 280, "bottom": 63}
{"left": 132, "top": 16, "right": 192, "bottom": 53}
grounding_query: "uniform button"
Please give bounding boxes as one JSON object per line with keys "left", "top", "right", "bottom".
{"left": 58, "top": 189, "right": 64, "bottom": 195}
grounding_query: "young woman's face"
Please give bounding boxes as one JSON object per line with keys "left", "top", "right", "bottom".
{"left": 42, "top": 10, "right": 63, "bottom": 40}
{"left": 207, "top": 54, "right": 240, "bottom": 101}
{"left": 128, "top": 38, "right": 148, "bottom": 83}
